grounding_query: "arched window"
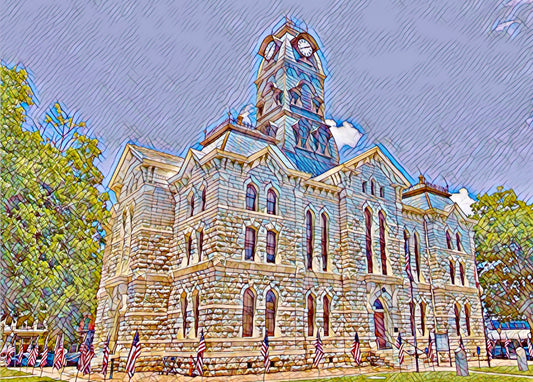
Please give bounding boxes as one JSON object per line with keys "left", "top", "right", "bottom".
{"left": 189, "top": 193, "right": 195, "bottom": 217}
{"left": 323, "top": 295, "right": 330, "bottom": 337}
{"left": 201, "top": 187, "right": 207, "bottom": 212}
{"left": 404, "top": 230, "right": 411, "bottom": 279}
{"left": 307, "top": 294, "right": 315, "bottom": 337}
{"left": 267, "top": 189, "right": 277, "bottom": 215}
{"left": 446, "top": 230, "right": 453, "bottom": 250}
{"left": 242, "top": 289, "right": 255, "bottom": 337}
{"left": 197, "top": 231, "right": 204, "bottom": 262}
{"left": 380, "top": 187, "right": 385, "bottom": 198}
{"left": 365, "top": 208, "right": 373, "bottom": 273}
{"left": 449, "top": 260, "right": 455, "bottom": 285}
{"left": 193, "top": 292, "right": 200, "bottom": 338}
{"left": 379, "top": 211, "right": 387, "bottom": 276}
{"left": 465, "top": 304, "right": 471, "bottom": 336}
{"left": 409, "top": 301, "right": 416, "bottom": 336}
{"left": 186, "top": 235, "right": 193, "bottom": 266}
{"left": 245, "top": 227, "right": 256, "bottom": 261}
{"left": 321, "top": 213, "right": 328, "bottom": 271}
{"left": 456, "top": 233, "right": 462, "bottom": 252}
{"left": 362, "top": 181, "right": 367, "bottom": 193}
{"left": 246, "top": 184, "right": 257, "bottom": 211}
{"left": 266, "top": 230, "right": 276, "bottom": 264}
{"left": 181, "top": 293, "right": 188, "bottom": 337}
{"left": 371, "top": 180, "right": 376, "bottom": 196}
{"left": 459, "top": 262, "right": 465, "bottom": 286}
{"left": 306, "top": 211, "right": 314, "bottom": 270}
{"left": 454, "top": 303, "right": 461, "bottom": 336}
{"left": 265, "top": 290, "right": 276, "bottom": 337}
{"left": 420, "top": 302, "right": 426, "bottom": 336}
{"left": 414, "top": 233, "right": 421, "bottom": 281}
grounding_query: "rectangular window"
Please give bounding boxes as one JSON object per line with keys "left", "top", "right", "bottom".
{"left": 362, "top": 181, "right": 367, "bottom": 193}
{"left": 245, "top": 227, "right": 256, "bottom": 261}
{"left": 266, "top": 231, "right": 276, "bottom": 263}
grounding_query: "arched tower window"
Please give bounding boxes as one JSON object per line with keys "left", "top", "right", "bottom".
{"left": 307, "top": 294, "right": 315, "bottom": 337}
{"left": 189, "top": 193, "right": 195, "bottom": 217}
{"left": 321, "top": 213, "right": 328, "bottom": 271}
{"left": 265, "top": 290, "right": 276, "bottom": 337}
{"left": 197, "top": 231, "right": 204, "bottom": 262}
{"left": 267, "top": 189, "right": 277, "bottom": 215}
{"left": 465, "top": 304, "right": 471, "bottom": 336}
{"left": 193, "top": 292, "right": 200, "bottom": 338}
{"left": 306, "top": 211, "right": 314, "bottom": 270}
{"left": 242, "top": 289, "right": 255, "bottom": 337}
{"left": 180, "top": 293, "right": 188, "bottom": 337}
{"left": 459, "top": 262, "right": 465, "bottom": 286}
{"left": 420, "top": 302, "right": 426, "bottom": 336}
{"left": 414, "top": 232, "right": 421, "bottom": 281}
{"left": 186, "top": 235, "right": 193, "bottom": 266}
{"left": 245, "top": 227, "right": 256, "bottom": 261}
{"left": 373, "top": 299, "right": 387, "bottom": 349}
{"left": 266, "top": 230, "right": 276, "bottom": 264}
{"left": 323, "top": 295, "right": 330, "bottom": 337}
{"left": 449, "top": 260, "right": 456, "bottom": 285}
{"left": 456, "top": 233, "right": 462, "bottom": 252}
{"left": 446, "top": 230, "right": 453, "bottom": 250}
{"left": 454, "top": 303, "right": 461, "bottom": 336}
{"left": 379, "top": 211, "right": 387, "bottom": 276}
{"left": 371, "top": 180, "right": 376, "bottom": 196}
{"left": 246, "top": 184, "right": 257, "bottom": 211}
{"left": 365, "top": 208, "right": 373, "bottom": 273}
{"left": 201, "top": 187, "right": 207, "bottom": 212}
{"left": 409, "top": 301, "right": 416, "bottom": 336}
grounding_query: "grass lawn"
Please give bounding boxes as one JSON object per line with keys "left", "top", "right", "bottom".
{"left": 0, "top": 368, "right": 58, "bottom": 381}
{"left": 471, "top": 365, "right": 533, "bottom": 376}
{"left": 289, "top": 370, "right": 533, "bottom": 381}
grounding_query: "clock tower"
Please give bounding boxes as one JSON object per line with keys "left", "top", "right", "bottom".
{"left": 255, "top": 19, "right": 339, "bottom": 175}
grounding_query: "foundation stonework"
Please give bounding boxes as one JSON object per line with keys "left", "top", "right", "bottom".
{"left": 94, "top": 20, "right": 484, "bottom": 376}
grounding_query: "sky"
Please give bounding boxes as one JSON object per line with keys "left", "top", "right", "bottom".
{"left": 1, "top": 0, "right": 532, "bottom": 203}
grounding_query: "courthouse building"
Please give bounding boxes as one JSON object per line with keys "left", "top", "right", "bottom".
{"left": 94, "top": 20, "right": 484, "bottom": 375}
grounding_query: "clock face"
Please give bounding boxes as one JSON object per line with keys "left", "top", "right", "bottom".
{"left": 297, "top": 38, "right": 313, "bottom": 57}
{"left": 265, "top": 41, "right": 276, "bottom": 60}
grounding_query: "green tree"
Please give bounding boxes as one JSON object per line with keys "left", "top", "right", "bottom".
{"left": 1, "top": 64, "right": 109, "bottom": 345}
{"left": 472, "top": 187, "right": 533, "bottom": 333}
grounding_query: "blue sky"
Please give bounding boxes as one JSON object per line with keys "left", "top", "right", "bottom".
{"left": 1, "top": 0, "right": 532, "bottom": 201}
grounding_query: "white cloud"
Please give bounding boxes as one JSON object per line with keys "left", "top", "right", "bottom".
{"left": 450, "top": 188, "right": 476, "bottom": 216}
{"left": 326, "top": 119, "right": 362, "bottom": 149}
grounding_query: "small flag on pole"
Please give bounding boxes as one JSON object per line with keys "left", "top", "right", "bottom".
{"left": 40, "top": 342, "right": 49, "bottom": 369}
{"left": 125, "top": 330, "right": 141, "bottom": 380}
{"left": 486, "top": 338, "right": 494, "bottom": 361}
{"left": 53, "top": 333, "right": 65, "bottom": 370}
{"left": 101, "top": 335, "right": 110, "bottom": 378}
{"left": 6, "top": 338, "right": 16, "bottom": 366}
{"left": 261, "top": 332, "right": 271, "bottom": 372}
{"left": 195, "top": 330, "right": 207, "bottom": 376}
{"left": 313, "top": 330, "right": 324, "bottom": 368}
{"left": 78, "top": 330, "right": 95, "bottom": 375}
{"left": 527, "top": 338, "right": 533, "bottom": 360}
{"left": 15, "top": 340, "right": 24, "bottom": 366}
{"left": 396, "top": 333, "right": 405, "bottom": 365}
{"left": 27, "top": 340, "right": 39, "bottom": 367}
{"left": 351, "top": 332, "right": 361, "bottom": 365}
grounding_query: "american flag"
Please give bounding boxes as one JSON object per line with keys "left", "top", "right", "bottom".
{"left": 125, "top": 330, "right": 141, "bottom": 379}
{"left": 261, "top": 332, "right": 271, "bottom": 372}
{"left": 396, "top": 333, "right": 405, "bottom": 365}
{"left": 427, "top": 333, "right": 435, "bottom": 362}
{"left": 40, "top": 344, "right": 49, "bottom": 369}
{"left": 313, "top": 330, "right": 324, "bottom": 368}
{"left": 78, "top": 330, "right": 95, "bottom": 375}
{"left": 53, "top": 333, "right": 65, "bottom": 370}
{"left": 351, "top": 332, "right": 361, "bottom": 365}
{"left": 195, "top": 330, "right": 207, "bottom": 376}
{"left": 459, "top": 336, "right": 465, "bottom": 351}
{"left": 27, "top": 340, "right": 39, "bottom": 367}
{"left": 486, "top": 338, "right": 494, "bottom": 361}
{"left": 15, "top": 341, "right": 24, "bottom": 366}
{"left": 504, "top": 337, "right": 511, "bottom": 359}
{"left": 101, "top": 335, "right": 110, "bottom": 378}
{"left": 527, "top": 338, "right": 533, "bottom": 360}
{"left": 6, "top": 340, "right": 16, "bottom": 366}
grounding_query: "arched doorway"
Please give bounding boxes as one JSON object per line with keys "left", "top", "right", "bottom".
{"left": 373, "top": 299, "right": 387, "bottom": 349}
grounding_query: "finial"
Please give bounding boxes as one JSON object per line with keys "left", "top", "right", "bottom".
{"left": 418, "top": 174, "right": 425, "bottom": 184}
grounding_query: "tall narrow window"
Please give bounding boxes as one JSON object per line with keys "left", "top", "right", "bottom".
{"left": 362, "top": 181, "right": 367, "bottom": 193}
{"left": 371, "top": 180, "right": 376, "bottom": 195}
{"left": 246, "top": 184, "right": 257, "bottom": 211}
{"left": 365, "top": 208, "right": 373, "bottom": 273}
{"left": 404, "top": 230, "right": 411, "bottom": 279}
{"left": 181, "top": 293, "right": 188, "bottom": 337}
{"left": 454, "top": 304, "right": 461, "bottom": 336}
{"left": 193, "top": 292, "right": 200, "bottom": 338}
{"left": 201, "top": 187, "right": 207, "bottom": 212}
{"left": 242, "top": 289, "right": 255, "bottom": 337}
{"left": 414, "top": 233, "right": 421, "bottom": 281}
{"left": 307, "top": 294, "right": 315, "bottom": 337}
{"left": 245, "top": 227, "right": 256, "bottom": 261}
{"left": 197, "top": 231, "right": 204, "bottom": 262}
{"left": 189, "top": 194, "right": 195, "bottom": 217}
{"left": 267, "top": 189, "right": 277, "bottom": 215}
{"left": 465, "top": 304, "right": 471, "bottom": 336}
{"left": 380, "top": 187, "right": 385, "bottom": 198}
{"left": 323, "top": 296, "right": 330, "bottom": 337}
{"left": 379, "top": 211, "right": 387, "bottom": 276}
{"left": 409, "top": 301, "right": 416, "bottom": 336}
{"left": 420, "top": 302, "right": 426, "bottom": 336}
{"left": 459, "top": 262, "right": 465, "bottom": 286}
{"left": 306, "top": 211, "right": 314, "bottom": 270}
{"left": 321, "top": 213, "right": 328, "bottom": 271}
{"left": 449, "top": 261, "right": 455, "bottom": 285}
{"left": 446, "top": 231, "right": 453, "bottom": 250}
{"left": 265, "top": 290, "right": 276, "bottom": 337}
{"left": 266, "top": 230, "right": 276, "bottom": 264}
{"left": 186, "top": 235, "right": 193, "bottom": 266}
{"left": 456, "top": 233, "right": 462, "bottom": 252}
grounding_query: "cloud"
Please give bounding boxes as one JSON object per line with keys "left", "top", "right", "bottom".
{"left": 326, "top": 119, "right": 363, "bottom": 149}
{"left": 450, "top": 188, "right": 476, "bottom": 216}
